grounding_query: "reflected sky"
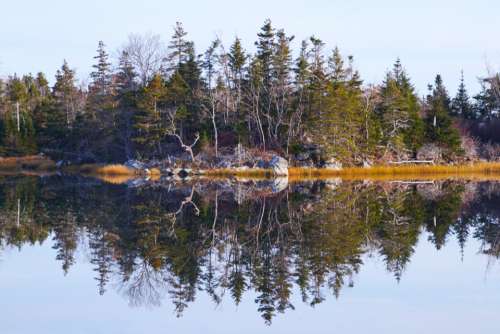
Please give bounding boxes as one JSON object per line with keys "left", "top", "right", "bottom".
{"left": 0, "top": 177, "right": 499, "bottom": 333}
{"left": 2, "top": 233, "right": 500, "bottom": 333}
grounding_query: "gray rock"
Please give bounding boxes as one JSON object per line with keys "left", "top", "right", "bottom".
{"left": 269, "top": 156, "right": 289, "bottom": 176}
{"left": 296, "top": 152, "right": 310, "bottom": 161}
{"left": 324, "top": 158, "right": 342, "bottom": 170}
{"left": 271, "top": 177, "right": 289, "bottom": 193}
{"left": 255, "top": 160, "right": 269, "bottom": 169}
{"left": 216, "top": 160, "right": 233, "bottom": 168}
{"left": 124, "top": 159, "right": 146, "bottom": 170}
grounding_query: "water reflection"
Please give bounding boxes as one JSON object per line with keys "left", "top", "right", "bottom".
{"left": 0, "top": 176, "right": 499, "bottom": 324}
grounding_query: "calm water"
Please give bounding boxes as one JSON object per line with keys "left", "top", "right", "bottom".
{"left": 1, "top": 175, "right": 500, "bottom": 333}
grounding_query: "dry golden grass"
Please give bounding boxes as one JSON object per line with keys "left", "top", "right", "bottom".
{"left": 205, "top": 162, "right": 500, "bottom": 182}
{"left": 0, "top": 155, "right": 55, "bottom": 172}
{"left": 70, "top": 164, "right": 137, "bottom": 177}
{"left": 147, "top": 168, "right": 161, "bottom": 176}
{"left": 288, "top": 162, "right": 500, "bottom": 181}
{"left": 204, "top": 168, "right": 273, "bottom": 178}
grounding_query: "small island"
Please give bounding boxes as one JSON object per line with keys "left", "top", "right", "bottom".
{"left": 1, "top": 20, "right": 499, "bottom": 181}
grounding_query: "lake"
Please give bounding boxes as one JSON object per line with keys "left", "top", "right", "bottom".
{"left": 1, "top": 175, "right": 500, "bottom": 333}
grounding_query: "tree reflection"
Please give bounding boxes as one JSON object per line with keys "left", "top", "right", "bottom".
{"left": 0, "top": 176, "right": 499, "bottom": 324}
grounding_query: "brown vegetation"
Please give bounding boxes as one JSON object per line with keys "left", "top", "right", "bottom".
{"left": 0, "top": 155, "right": 55, "bottom": 173}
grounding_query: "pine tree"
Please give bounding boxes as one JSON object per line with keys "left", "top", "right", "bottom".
{"left": 228, "top": 37, "right": 248, "bottom": 141}
{"left": 115, "top": 51, "right": 139, "bottom": 159}
{"left": 451, "top": 71, "right": 473, "bottom": 119}
{"left": 53, "top": 60, "right": 80, "bottom": 127}
{"left": 134, "top": 74, "right": 168, "bottom": 158}
{"left": 376, "top": 59, "right": 424, "bottom": 158}
{"left": 166, "top": 22, "right": 191, "bottom": 72}
{"left": 88, "top": 41, "right": 114, "bottom": 117}
{"left": 425, "top": 75, "right": 462, "bottom": 153}
{"left": 311, "top": 48, "right": 364, "bottom": 164}
{"left": 255, "top": 19, "right": 275, "bottom": 86}
{"left": 2, "top": 75, "right": 37, "bottom": 155}
{"left": 473, "top": 74, "right": 500, "bottom": 120}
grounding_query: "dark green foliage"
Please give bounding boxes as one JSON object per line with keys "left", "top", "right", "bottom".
{"left": 2, "top": 21, "right": 498, "bottom": 162}
{"left": 451, "top": 71, "right": 474, "bottom": 119}
{"left": 425, "top": 75, "right": 462, "bottom": 154}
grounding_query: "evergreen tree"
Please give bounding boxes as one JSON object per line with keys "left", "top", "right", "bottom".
{"left": 473, "top": 74, "right": 500, "bottom": 120}
{"left": 88, "top": 41, "right": 114, "bottom": 117}
{"left": 311, "top": 48, "right": 364, "bottom": 164}
{"left": 451, "top": 71, "right": 473, "bottom": 119}
{"left": 2, "top": 75, "right": 37, "bottom": 155}
{"left": 52, "top": 60, "right": 80, "bottom": 127}
{"left": 166, "top": 22, "right": 191, "bottom": 72}
{"left": 134, "top": 74, "right": 168, "bottom": 158}
{"left": 376, "top": 59, "right": 424, "bottom": 158}
{"left": 425, "top": 75, "right": 462, "bottom": 153}
{"left": 115, "top": 51, "right": 139, "bottom": 159}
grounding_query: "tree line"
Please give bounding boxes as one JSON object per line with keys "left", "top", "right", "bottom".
{"left": 1, "top": 20, "right": 499, "bottom": 164}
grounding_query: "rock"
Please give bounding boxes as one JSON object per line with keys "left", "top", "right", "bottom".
{"left": 269, "top": 156, "right": 288, "bottom": 176}
{"left": 56, "top": 160, "right": 67, "bottom": 168}
{"left": 126, "top": 178, "right": 149, "bottom": 188}
{"left": 324, "top": 158, "right": 342, "bottom": 170}
{"left": 161, "top": 168, "right": 173, "bottom": 176}
{"left": 174, "top": 168, "right": 191, "bottom": 178}
{"left": 255, "top": 160, "right": 269, "bottom": 169}
{"left": 271, "top": 177, "right": 289, "bottom": 193}
{"left": 216, "top": 160, "right": 233, "bottom": 168}
{"left": 124, "top": 159, "right": 146, "bottom": 170}
{"left": 296, "top": 152, "right": 310, "bottom": 161}
{"left": 416, "top": 144, "right": 442, "bottom": 162}
{"left": 325, "top": 178, "right": 342, "bottom": 190}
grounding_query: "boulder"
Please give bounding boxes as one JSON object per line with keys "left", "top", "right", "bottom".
{"left": 271, "top": 177, "right": 289, "bottom": 193}
{"left": 216, "top": 160, "right": 233, "bottom": 168}
{"left": 363, "top": 160, "right": 372, "bottom": 168}
{"left": 416, "top": 144, "right": 442, "bottom": 162}
{"left": 255, "top": 160, "right": 269, "bottom": 169}
{"left": 124, "top": 159, "right": 146, "bottom": 170}
{"left": 295, "top": 152, "right": 310, "bottom": 161}
{"left": 324, "top": 158, "right": 342, "bottom": 170}
{"left": 269, "top": 156, "right": 288, "bottom": 176}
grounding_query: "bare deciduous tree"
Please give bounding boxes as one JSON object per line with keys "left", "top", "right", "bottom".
{"left": 121, "top": 32, "right": 165, "bottom": 85}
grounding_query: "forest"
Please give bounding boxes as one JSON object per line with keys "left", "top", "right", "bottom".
{"left": 1, "top": 20, "right": 499, "bottom": 167}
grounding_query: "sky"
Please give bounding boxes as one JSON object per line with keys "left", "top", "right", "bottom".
{"left": 1, "top": 0, "right": 500, "bottom": 95}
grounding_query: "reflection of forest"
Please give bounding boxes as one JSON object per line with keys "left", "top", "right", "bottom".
{"left": 0, "top": 176, "right": 499, "bottom": 324}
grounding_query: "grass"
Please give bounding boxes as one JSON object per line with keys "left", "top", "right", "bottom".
{"left": 75, "top": 164, "right": 137, "bottom": 176}
{"left": 0, "top": 155, "right": 56, "bottom": 173}
{"left": 204, "top": 168, "right": 273, "bottom": 178}
{"left": 287, "top": 162, "right": 500, "bottom": 181}
{"left": 3, "top": 156, "right": 500, "bottom": 183}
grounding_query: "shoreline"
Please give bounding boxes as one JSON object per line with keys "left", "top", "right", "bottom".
{"left": 2, "top": 156, "right": 500, "bottom": 182}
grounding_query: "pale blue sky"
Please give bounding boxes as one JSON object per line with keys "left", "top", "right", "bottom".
{"left": 1, "top": 0, "right": 499, "bottom": 95}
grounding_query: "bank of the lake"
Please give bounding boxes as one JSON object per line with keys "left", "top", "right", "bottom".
{"left": 3, "top": 155, "right": 500, "bottom": 182}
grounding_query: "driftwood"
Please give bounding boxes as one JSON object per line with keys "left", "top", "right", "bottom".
{"left": 389, "top": 160, "right": 435, "bottom": 165}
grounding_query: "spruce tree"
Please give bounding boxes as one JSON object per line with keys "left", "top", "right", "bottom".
{"left": 88, "top": 41, "right": 114, "bottom": 117}
{"left": 134, "top": 74, "right": 168, "bottom": 158}
{"left": 451, "top": 71, "right": 473, "bottom": 119}
{"left": 376, "top": 59, "right": 424, "bottom": 158}
{"left": 425, "top": 75, "right": 462, "bottom": 154}
{"left": 115, "top": 51, "right": 139, "bottom": 159}
{"left": 3, "top": 75, "right": 37, "bottom": 155}
{"left": 311, "top": 48, "right": 364, "bottom": 164}
{"left": 53, "top": 60, "right": 79, "bottom": 127}
{"left": 166, "top": 22, "right": 191, "bottom": 72}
